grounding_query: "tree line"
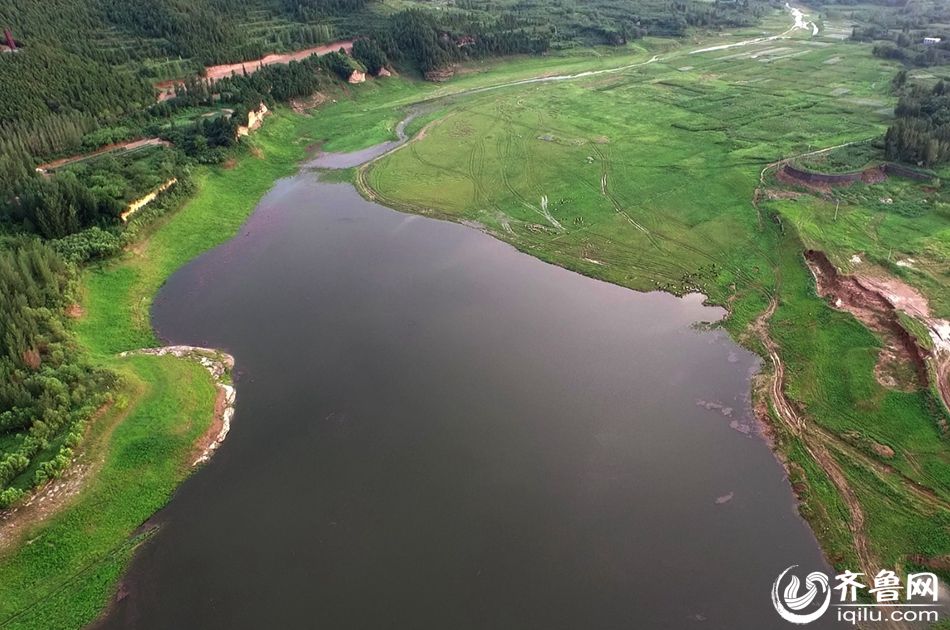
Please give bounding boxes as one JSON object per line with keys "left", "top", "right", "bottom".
{"left": 885, "top": 77, "right": 950, "bottom": 167}
{"left": 0, "top": 238, "right": 114, "bottom": 506}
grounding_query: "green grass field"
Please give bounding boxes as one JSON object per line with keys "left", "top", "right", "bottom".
{"left": 769, "top": 172, "right": 950, "bottom": 317}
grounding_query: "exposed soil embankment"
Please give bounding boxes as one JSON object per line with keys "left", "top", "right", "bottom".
{"left": 205, "top": 41, "right": 353, "bottom": 81}
{"left": 779, "top": 162, "right": 934, "bottom": 191}
{"left": 120, "top": 178, "right": 178, "bottom": 223}
{"left": 804, "top": 250, "right": 928, "bottom": 390}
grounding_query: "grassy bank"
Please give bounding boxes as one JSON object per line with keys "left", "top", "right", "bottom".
{"left": 0, "top": 356, "right": 215, "bottom": 629}
{"left": 76, "top": 81, "right": 426, "bottom": 358}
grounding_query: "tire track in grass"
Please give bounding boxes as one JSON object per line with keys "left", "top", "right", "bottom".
{"left": 497, "top": 105, "right": 563, "bottom": 230}
{"left": 516, "top": 106, "right": 558, "bottom": 229}
{"left": 589, "top": 143, "right": 774, "bottom": 296}
{"left": 591, "top": 143, "right": 661, "bottom": 247}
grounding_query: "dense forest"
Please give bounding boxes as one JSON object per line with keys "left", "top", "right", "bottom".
{"left": 885, "top": 76, "right": 950, "bottom": 167}
{"left": 0, "top": 238, "right": 114, "bottom": 507}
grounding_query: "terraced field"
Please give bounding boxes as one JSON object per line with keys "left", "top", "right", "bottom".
{"left": 363, "top": 8, "right": 950, "bottom": 576}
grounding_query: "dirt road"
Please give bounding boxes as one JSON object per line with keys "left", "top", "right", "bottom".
{"left": 157, "top": 40, "right": 354, "bottom": 101}
{"left": 204, "top": 40, "right": 353, "bottom": 81}
{"left": 35, "top": 138, "right": 169, "bottom": 174}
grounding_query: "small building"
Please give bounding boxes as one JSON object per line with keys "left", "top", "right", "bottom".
{"left": 923, "top": 37, "right": 942, "bottom": 46}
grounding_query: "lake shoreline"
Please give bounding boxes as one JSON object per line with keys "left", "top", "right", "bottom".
{"left": 0, "top": 23, "right": 895, "bottom": 624}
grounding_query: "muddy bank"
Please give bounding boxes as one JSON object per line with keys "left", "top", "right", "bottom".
{"left": 804, "top": 250, "right": 928, "bottom": 390}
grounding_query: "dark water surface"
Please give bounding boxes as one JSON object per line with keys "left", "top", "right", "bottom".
{"left": 99, "top": 174, "right": 836, "bottom": 629}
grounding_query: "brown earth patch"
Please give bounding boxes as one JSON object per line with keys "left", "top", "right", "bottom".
{"left": 250, "top": 147, "right": 264, "bottom": 159}
{"left": 21, "top": 348, "right": 40, "bottom": 369}
{"left": 66, "top": 303, "right": 84, "bottom": 318}
{"left": 304, "top": 142, "right": 323, "bottom": 157}
{"left": 222, "top": 158, "right": 238, "bottom": 170}
{"left": 290, "top": 92, "right": 328, "bottom": 115}
{"left": 861, "top": 165, "right": 887, "bottom": 184}
{"left": 189, "top": 387, "right": 226, "bottom": 465}
{"left": 776, "top": 166, "right": 833, "bottom": 194}
{"left": 872, "top": 442, "right": 896, "bottom": 459}
{"left": 909, "top": 554, "right": 950, "bottom": 571}
{"left": 805, "top": 250, "right": 928, "bottom": 391}
{"left": 203, "top": 41, "right": 354, "bottom": 82}
{"left": 425, "top": 67, "right": 456, "bottom": 82}
{"left": 854, "top": 271, "right": 932, "bottom": 320}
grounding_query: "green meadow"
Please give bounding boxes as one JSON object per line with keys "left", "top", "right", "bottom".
{"left": 769, "top": 171, "right": 950, "bottom": 317}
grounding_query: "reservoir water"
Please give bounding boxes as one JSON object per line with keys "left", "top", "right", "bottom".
{"left": 98, "top": 172, "right": 838, "bottom": 629}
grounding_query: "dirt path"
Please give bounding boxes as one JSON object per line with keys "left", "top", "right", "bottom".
{"left": 748, "top": 135, "right": 950, "bottom": 628}
{"left": 157, "top": 40, "right": 354, "bottom": 101}
{"left": 36, "top": 138, "right": 169, "bottom": 174}
{"left": 0, "top": 347, "right": 235, "bottom": 554}
{"left": 750, "top": 295, "right": 915, "bottom": 630}
{"left": 690, "top": 3, "right": 815, "bottom": 55}
{"left": 0, "top": 396, "right": 133, "bottom": 555}
{"left": 204, "top": 40, "right": 353, "bottom": 81}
